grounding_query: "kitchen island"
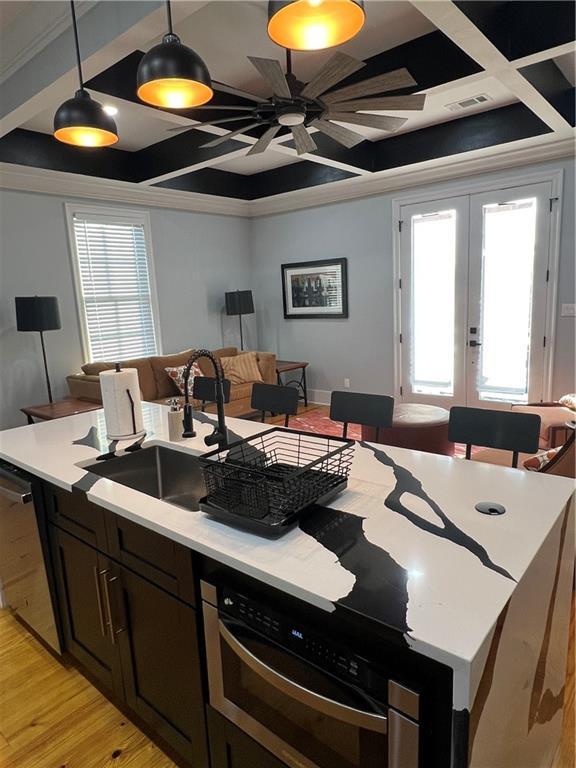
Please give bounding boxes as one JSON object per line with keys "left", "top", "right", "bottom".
{"left": 0, "top": 402, "right": 573, "bottom": 768}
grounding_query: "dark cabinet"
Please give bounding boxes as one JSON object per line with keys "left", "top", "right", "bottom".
{"left": 207, "top": 708, "right": 287, "bottom": 768}
{"left": 115, "top": 565, "right": 208, "bottom": 766}
{"left": 50, "top": 526, "right": 124, "bottom": 697}
{"left": 49, "top": 523, "right": 208, "bottom": 768}
{"left": 46, "top": 485, "right": 109, "bottom": 550}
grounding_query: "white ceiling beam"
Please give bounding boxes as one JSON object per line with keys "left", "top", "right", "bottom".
{"left": 409, "top": 0, "right": 573, "bottom": 136}
{"left": 511, "top": 42, "right": 576, "bottom": 70}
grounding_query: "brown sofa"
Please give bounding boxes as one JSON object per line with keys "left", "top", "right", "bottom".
{"left": 66, "top": 347, "right": 277, "bottom": 418}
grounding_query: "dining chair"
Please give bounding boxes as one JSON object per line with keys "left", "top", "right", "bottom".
{"left": 193, "top": 376, "right": 231, "bottom": 411}
{"left": 330, "top": 391, "right": 394, "bottom": 441}
{"left": 448, "top": 406, "right": 541, "bottom": 468}
{"left": 251, "top": 383, "right": 299, "bottom": 427}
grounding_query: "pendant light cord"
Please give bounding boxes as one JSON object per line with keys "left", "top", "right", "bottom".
{"left": 165, "top": 0, "right": 173, "bottom": 34}
{"left": 286, "top": 48, "right": 292, "bottom": 75}
{"left": 69, "top": 0, "right": 84, "bottom": 90}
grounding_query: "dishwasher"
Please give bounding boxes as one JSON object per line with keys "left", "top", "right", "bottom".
{"left": 0, "top": 460, "right": 61, "bottom": 653}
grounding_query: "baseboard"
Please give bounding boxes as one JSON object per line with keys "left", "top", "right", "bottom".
{"left": 307, "top": 389, "right": 331, "bottom": 406}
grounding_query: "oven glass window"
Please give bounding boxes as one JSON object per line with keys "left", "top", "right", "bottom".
{"left": 220, "top": 629, "right": 386, "bottom": 768}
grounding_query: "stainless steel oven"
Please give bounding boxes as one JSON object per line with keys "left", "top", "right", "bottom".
{"left": 201, "top": 580, "right": 420, "bottom": 768}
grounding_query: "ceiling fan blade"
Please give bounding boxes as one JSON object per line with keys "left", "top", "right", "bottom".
{"left": 248, "top": 56, "right": 292, "bottom": 99}
{"left": 300, "top": 52, "right": 365, "bottom": 99}
{"left": 322, "top": 68, "right": 417, "bottom": 104}
{"left": 200, "top": 122, "right": 262, "bottom": 148}
{"left": 213, "top": 82, "right": 267, "bottom": 103}
{"left": 247, "top": 125, "right": 281, "bottom": 156}
{"left": 328, "top": 113, "right": 408, "bottom": 132}
{"left": 291, "top": 124, "right": 317, "bottom": 155}
{"left": 310, "top": 119, "right": 365, "bottom": 148}
{"left": 181, "top": 105, "right": 258, "bottom": 111}
{"left": 331, "top": 94, "right": 426, "bottom": 112}
{"left": 167, "top": 116, "right": 255, "bottom": 132}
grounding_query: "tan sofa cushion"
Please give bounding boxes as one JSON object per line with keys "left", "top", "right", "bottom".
{"left": 81, "top": 358, "right": 156, "bottom": 401}
{"left": 149, "top": 349, "right": 195, "bottom": 398}
{"left": 198, "top": 347, "right": 237, "bottom": 376}
{"left": 512, "top": 405, "right": 574, "bottom": 448}
{"left": 229, "top": 383, "right": 254, "bottom": 402}
{"left": 220, "top": 352, "right": 263, "bottom": 385}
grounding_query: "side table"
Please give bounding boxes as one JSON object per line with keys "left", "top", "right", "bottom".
{"left": 276, "top": 361, "right": 309, "bottom": 407}
{"left": 21, "top": 398, "right": 102, "bottom": 425}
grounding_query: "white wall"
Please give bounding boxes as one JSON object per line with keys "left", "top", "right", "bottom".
{"left": 251, "top": 157, "right": 576, "bottom": 403}
{"left": 0, "top": 189, "right": 252, "bottom": 429}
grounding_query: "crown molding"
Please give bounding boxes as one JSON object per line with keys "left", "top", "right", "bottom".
{"left": 0, "top": 164, "right": 250, "bottom": 218}
{"left": 251, "top": 135, "right": 576, "bottom": 217}
{"left": 1, "top": 136, "right": 574, "bottom": 219}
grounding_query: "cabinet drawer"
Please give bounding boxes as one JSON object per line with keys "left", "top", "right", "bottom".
{"left": 106, "top": 514, "right": 195, "bottom": 606}
{"left": 47, "top": 486, "right": 109, "bottom": 551}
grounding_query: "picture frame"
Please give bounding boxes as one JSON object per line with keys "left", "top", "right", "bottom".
{"left": 281, "top": 258, "right": 348, "bottom": 319}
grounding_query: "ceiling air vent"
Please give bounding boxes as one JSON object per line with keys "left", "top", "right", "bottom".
{"left": 445, "top": 94, "right": 492, "bottom": 113}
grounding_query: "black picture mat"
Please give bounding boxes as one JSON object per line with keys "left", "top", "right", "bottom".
{"left": 281, "top": 258, "right": 348, "bottom": 320}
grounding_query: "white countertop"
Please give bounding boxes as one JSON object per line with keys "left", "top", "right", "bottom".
{"left": 1, "top": 402, "right": 573, "bottom": 709}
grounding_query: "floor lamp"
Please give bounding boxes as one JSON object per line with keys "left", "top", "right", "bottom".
{"left": 15, "top": 296, "right": 62, "bottom": 403}
{"left": 225, "top": 290, "right": 254, "bottom": 352}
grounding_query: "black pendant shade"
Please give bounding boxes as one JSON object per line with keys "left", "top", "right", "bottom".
{"left": 53, "top": 1, "right": 118, "bottom": 147}
{"left": 137, "top": 0, "right": 212, "bottom": 109}
{"left": 53, "top": 88, "right": 118, "bottom": 147}
{"left": 225, "top": 290, "right": 255, "bottom": 317}
{"left": 15, "top": 296, "right": 61, "bottom": 332}
{"left": 267, "top": 0, "right": 365, "bottom": 51}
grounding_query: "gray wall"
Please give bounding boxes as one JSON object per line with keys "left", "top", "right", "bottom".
{"left": 0, "top": 189, "right": 252, "bottom": 429}
{"left": 251, "top": 157, "right": 576, "bottom": 402}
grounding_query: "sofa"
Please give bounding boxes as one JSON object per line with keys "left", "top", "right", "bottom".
{"left": 66, "top": 347, "right": 277, "bottom": 418}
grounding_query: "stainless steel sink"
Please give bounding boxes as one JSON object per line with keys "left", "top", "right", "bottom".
{"left": 85, "top": 445, "right": 206, "bottom": 512}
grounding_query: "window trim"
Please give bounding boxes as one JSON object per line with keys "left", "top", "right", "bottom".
{"left": 65, "top": 203, "right": 163, "bottom": 363}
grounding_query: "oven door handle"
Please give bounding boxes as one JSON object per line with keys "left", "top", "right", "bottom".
{"left": 219, "top": 620, "right": 387, "bottom": 734}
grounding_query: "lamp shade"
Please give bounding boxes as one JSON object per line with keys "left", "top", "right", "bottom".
{"left": 15, "top": 296, "right": 61, "bottom": 332}
{"left": 137, "top": 33, "right": 213, "bottom": 109}
{"left": 267, "top": 0, "right": 365, "bottom": 51}
{"left": 225, "top": 290, "right": 254, "bottom": 316}
{"left": 53, "top": 89, "right": 118, "bottom": 147}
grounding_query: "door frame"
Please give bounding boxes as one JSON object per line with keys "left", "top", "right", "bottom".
{"left": 392, "top": 167, "right": 563, "bottom": 404}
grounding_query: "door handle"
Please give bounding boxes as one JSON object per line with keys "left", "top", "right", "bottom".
{"left": 219, "top": 620, "right": 387, "bottom": 734}
{"left": 102, "top": 573, "right": 125, "bottom": 645}
{"left": 93, "top": 567, "right": 108, "bottom": 638}
{"left": 469, "top": 340, "right": 482, "bottom": 347}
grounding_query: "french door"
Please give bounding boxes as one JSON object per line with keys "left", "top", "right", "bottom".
{"left": 398, "top": 182, "right": 553, "bottom": 409}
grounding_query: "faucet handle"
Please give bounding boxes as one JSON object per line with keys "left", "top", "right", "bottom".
{"left": 205, "top": 427, "right": 227, "bottom": 448}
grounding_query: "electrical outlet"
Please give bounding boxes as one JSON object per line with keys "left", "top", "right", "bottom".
{"left": 561, "top": 303, "right": 576, "bottom": 317}
{"left": 344, "top": 378, "right": 351, "bottom": 389}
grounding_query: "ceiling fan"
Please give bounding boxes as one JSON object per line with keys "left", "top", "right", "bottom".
{"left": 167, "top": 51, "right": 426, "bottom": 156}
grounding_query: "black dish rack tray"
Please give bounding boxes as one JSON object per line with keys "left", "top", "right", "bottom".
{"left": 198, "top": 427, "right": 355, "bottom": 537}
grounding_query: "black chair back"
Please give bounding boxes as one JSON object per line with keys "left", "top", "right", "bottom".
{"left": 330, "top": 391, "right": 394, "bottom": 441}
{"left": 448, "top": 406, "right": 541, "bottom": 467}
{"left": 251, "top": 383, "right": 299, "bottom": 427}
{"left": 193, "top": 376, "right": 231, "bottom": 410}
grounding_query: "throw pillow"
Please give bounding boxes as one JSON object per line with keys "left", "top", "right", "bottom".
{"left": 559, "top": 393, "right": 576, "bottom": 411}
{"left": 220, "top": 352, "right": 263, "bottom": 385}
{"left": 165, "top": 362, "right": 203, "bottom": 395}
{"left": 523, "top": 446, "right": 561, "bottom": 472}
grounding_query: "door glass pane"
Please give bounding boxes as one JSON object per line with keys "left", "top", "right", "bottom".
{"left": 410, "top": 210, "right": 457, "bottom": 396}
{"left": 476, "top": 198, "right": 537, "bottom": 403}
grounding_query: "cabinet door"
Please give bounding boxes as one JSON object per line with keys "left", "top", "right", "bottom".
{"left": 49, "top": 526, "right": 123, "bottom": 698}
{"left": 207, "top": 707, "right": 286, "bottom": 768}
{"left": 47, "top": 486, "right": 109, "bottom": 551}
{"left": 114, "top": 566, "right": 209, "bottom": 767}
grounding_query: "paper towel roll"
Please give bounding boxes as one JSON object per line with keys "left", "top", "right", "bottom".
{"left": 100, "top": 368, "right": 146, "bottom": 441}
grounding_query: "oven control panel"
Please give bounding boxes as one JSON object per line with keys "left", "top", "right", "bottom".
{"left": 220, "top": 586, "right": 369, "bottom": 687}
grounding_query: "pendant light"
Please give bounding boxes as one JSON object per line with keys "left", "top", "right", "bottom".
{"left": 53, "top": 1, "right": 118, "bottom": 147}
{"left": 137, "top": 0, "right": 213, "bottom": 109}
{"left": 267, "top": 0, "right": 365, "bottom": 51}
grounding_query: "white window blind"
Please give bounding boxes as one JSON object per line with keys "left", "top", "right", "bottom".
{"left": 69, "top": 210, "right": 159, "bottom": 362}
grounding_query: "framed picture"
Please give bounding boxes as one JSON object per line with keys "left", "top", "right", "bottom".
{"left": 281, "top": 258, "right": 348, "bottom": 319}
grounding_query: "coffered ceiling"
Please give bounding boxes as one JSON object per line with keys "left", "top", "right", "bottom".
{"left": 0, "top": 1, "right": 574, "bottom": 215}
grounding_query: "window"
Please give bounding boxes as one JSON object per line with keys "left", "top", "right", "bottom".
{"left": 67, "top": 206, "right": 160, "bottom": 362}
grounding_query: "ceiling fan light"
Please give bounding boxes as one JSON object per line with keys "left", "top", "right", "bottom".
{"left": 53, "top": 89, "right": 118, "bottom": 147}
{"left": 268, "top": 0, "right": 365, "bottom": 51}
{"left": 137, "top": 33, "right": 213, "bottom": 108}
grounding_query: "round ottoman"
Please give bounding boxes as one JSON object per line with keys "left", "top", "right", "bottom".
{"left": 361, "top": 403, "right": 452, "bottom": 455}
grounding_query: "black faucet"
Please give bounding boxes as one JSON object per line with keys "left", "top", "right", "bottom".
{"left": 182, "top": 349, "right": 228, "bottom": 448}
